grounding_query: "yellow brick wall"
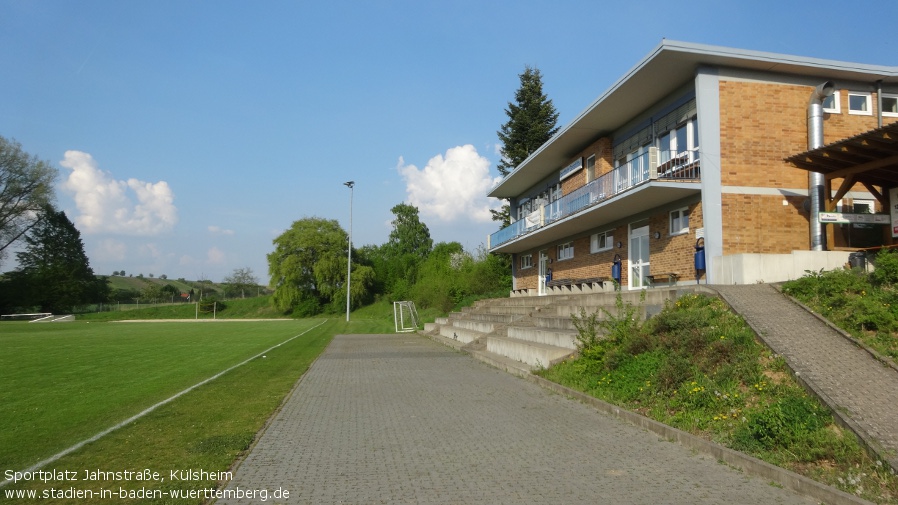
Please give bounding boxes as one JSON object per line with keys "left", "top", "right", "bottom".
{"left": 718, "top": 80, "right": 896, "bottom": 255}
{"left": 560, "top": 137, "right": 614, "bottom": 195}
{"left": 513, "top": 79, "right": 896, "bottom": 290}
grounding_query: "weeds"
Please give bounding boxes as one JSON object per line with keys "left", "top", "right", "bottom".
{"left": 540, "top": 292, "right": 898, "bottom": 503}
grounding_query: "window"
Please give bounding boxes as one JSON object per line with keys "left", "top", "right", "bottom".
{"left": 590, "top": 231, "right": 613, "bottom": 253}
{"left": 669, "top": 208, "right": 689, "bottom": 235}
{"left": 519, "top": 253, "right": 533, "bottom": 269}
{"left": 883, "top": 94, "right": 898, "bottom": 117}
{"left": 822, "top": 91, "right": 841, "bottom": 113}
{"left": 557, "top": 242, "right": 574, "bottom": 261}
{"left": 586, "top": 155, "right": 596, "bottom": 182}
{"left": 657, "top": 118, "right": 699, "bottom": 164}
{"left": 848, "top": 92, "right": 872, "bottom": 115}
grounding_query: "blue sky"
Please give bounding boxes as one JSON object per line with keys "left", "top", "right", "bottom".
{"left": 1, "top": 0, "right": 895, "bottom": 283}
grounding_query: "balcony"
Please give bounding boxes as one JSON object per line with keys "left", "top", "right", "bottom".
{"left": 489, "top": 148, "right": 701, "bottom": 251}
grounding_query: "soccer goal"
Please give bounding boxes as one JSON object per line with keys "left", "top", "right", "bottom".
{"left": 393, "top": 301, "right": 420, "bottom": 333}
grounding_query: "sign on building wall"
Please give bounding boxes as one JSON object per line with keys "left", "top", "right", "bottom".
{"left": 819, "top": 212, "right": 889, "bottom": 225}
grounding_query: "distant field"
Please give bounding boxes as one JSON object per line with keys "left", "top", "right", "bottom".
{"left": 0, "top": 320, "right": 328, "bottom": 471}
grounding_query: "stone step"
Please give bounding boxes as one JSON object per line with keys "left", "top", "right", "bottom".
{"left": 549, "top": 304, "right": 648, "bottom": 319}
{"left": 434, "top": 317, "right": 449, "bottom": 325}
{"left": 533, "top": 316, "right": 577, "bottom": 330}
{"left": 485, "top": 336, "right": 574, "bottom": 368}
{"left": 424, "top": 322, "right": 440, "bottom": 333}
{"left": 438, "top": 325, "right": 485, "bottom": 344}
{"left": 451, "top": 319, "right": 497, "bottom": 333}
{"left": 448, "top": 312, "right": 522, "bottom": 324}
{"left": 507, "top": 326, "right": 578, "bottom": 350}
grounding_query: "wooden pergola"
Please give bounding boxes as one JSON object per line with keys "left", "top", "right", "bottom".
{"left": 786, "top": 121, "right": 898, "bottom": 249}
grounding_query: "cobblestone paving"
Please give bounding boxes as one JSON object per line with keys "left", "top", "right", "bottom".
{"left": 714, "top": 284, "right": 898, "bottom": 468}
{"left": 218, "top": 333, "right": 817, "bottom": 504}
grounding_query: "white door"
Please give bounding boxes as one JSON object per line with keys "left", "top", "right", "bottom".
{"left": 629, "top": 223, "right": 650, "bottom": 289}
{"left": 538, "top": 250, "right": 548, "bottom": 296}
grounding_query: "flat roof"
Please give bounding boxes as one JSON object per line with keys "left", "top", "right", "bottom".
{"left": 490, "top": 40, "right": 898, "bottom": 199}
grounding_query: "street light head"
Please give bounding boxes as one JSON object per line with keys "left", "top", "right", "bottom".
{"left": 344, "top": 181, "right": 355, "bottom": 188}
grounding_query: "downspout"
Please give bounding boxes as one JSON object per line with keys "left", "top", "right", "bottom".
{"left": 808, "top": 81, "right": 835, "bottom": 251}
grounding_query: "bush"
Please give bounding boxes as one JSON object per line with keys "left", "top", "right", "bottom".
{"left": 871, "top": 249, "right": 898, "bottom": 287}
{"left": 733, "top": 391, "right": 831, "bottom": 455}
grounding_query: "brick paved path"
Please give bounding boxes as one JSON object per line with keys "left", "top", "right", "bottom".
{"left": 714, "top": 284, "right": 898, "bottom": 469}
{"left": 218, "top": 333, "right": 817, "bottom": 504}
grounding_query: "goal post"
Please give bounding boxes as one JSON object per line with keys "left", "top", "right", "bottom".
{"left": 393, "top": 301, "right": 420, "bottom": 333}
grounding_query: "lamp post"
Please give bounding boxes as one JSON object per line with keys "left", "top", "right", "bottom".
{"left": 344, "top": 181, "right": 354, "bottom": 322}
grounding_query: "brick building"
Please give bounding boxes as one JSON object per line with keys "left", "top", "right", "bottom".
{"left": 486, "top": 41, "right": 898, "bottom": 295}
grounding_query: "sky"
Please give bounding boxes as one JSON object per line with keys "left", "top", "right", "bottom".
{"left": 1, "top": 0, "right": 896, "bottom": 284}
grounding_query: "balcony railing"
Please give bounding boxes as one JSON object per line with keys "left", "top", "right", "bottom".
{"left": 489, "top": 148, "right": 701, "bottom": 249}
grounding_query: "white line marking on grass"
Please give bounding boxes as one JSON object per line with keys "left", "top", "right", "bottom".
{"left": 0, "top": 319, "right": 329, "bottom": 488}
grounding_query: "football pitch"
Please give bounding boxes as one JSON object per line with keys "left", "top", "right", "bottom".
{"left": 0, "top": 319, "right": 337, "bottom": 503}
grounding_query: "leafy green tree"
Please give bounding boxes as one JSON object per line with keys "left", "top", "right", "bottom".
{"left": 387, "top": 203, "right": 432, "bottom": 259}
{"left": 141, "top": 282, "right": 163, "bottom": 303}
{"left": 10, "top": 206, "right": 105, "bottom": 312}
{"left": 492, "top": 66, "right": 559, "bottom": 226}
{"left": 0, "top": 136, "right": 57, "bottom": 262}
{"left": 223, "top": 267, "right": 259, "bottom": 298}
{"left": 268, "top": 217, "right": 367, "bottom": 315}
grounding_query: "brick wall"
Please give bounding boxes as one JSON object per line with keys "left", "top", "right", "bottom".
{"left": 718, "top": 80, "right": 896, "bottom": 255}
{"left": 560, "top": 137, "right": 614, "bottom": 195}
{"left": 512, "top": 201, "right": 706, "bottom": 288}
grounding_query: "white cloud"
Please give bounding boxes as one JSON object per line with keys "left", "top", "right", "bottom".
{"left": 208, "top": 225, "right": 235, "bottom": 236}
{"left": 94, "top": 238, "right": 127, "bottom": 262}
{"left": 207, "top": 247, "right": 226, "bottom": 265}
{"left": 60, "top": 150, "right": 178, "bottom": 235}
{"left": 397, "top": 145, "right": 502, "bottom": 223}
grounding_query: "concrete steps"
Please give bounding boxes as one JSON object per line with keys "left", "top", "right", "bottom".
{"left": 422, "top": 288, "right": 685, "bottom": 371}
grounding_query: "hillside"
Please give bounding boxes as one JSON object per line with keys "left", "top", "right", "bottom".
{"left": 103, "top": 275, "right": 223, "bottom": 295}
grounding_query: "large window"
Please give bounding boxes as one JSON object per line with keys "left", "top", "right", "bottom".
{"left": 586, "top": 155, "right": 596, "bottom": 182}
{"left": 822, "top": 91, "right": 841, "bottom": 113}
{"left": 519, "top": 253, "right": 533, "bottom": 269}
{"left": 848, "top": 92, "right": 872, "bottom": 115}
{"left": 883, "top": 94, "right": 898, "bottom": 117}
{"left": 669, "top": 207, "right": 689, "bottom": 235}
{"left": 557, "top": 242, "right": 574, "bottom": 261}
{"left": 658, "top": 119, "right": 698, "bottom": 164}
{"left": 590, "top": 231, "right": 613, "bottom": 253}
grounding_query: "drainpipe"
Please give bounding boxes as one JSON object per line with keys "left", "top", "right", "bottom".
{"left": 808, "top": 81, "right": 835, "bottom": 251}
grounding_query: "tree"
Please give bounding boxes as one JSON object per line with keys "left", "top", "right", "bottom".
{"left": 492, "top": 66, "right": 559, "bottom": 226}
{"left": 223, "top": 267, "right": 259, "bottom": 298}
{"left": 10, "top": 206, "right": 105, "bottom": 312}
{"left": 0, "top": 136, "right": 57, "bottom": 262}
{"left": 268, "top": 217, "right": 362, "bottom": 315}
{"left": 387, "top": 203, "right": 432, "bottom": 260}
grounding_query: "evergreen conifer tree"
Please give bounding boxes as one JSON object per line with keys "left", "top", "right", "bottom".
{"left": 492, "top": 66, "right": 559, "bottom": 226}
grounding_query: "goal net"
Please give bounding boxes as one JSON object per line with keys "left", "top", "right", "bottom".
{"left": 393, "top": 301, "right": 420, "bottom": 333}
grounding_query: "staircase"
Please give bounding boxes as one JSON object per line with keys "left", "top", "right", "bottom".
{"left": 422, "top": 288, "right": 684, "bottom": 376}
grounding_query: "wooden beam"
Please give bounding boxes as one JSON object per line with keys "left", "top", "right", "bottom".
{"left": 829, "top": 174, "right": 856, "bottom": 208}
{"left": 827, "top": 154, "right": 898, "bottom": 179}
{"left": 862, "top": 181, "right": 886, "bottom": 206}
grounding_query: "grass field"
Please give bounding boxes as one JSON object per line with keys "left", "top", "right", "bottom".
{"left": 0, "top": 314, "right": 396, "bottom": 504}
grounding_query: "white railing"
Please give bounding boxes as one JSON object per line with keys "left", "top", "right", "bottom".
{"left": 489, "top": 149, "right": 701, "bottom": 249}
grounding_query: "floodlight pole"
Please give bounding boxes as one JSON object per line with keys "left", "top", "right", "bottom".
{"left": 344, "top": 181, "right": 354, "bottom": 322}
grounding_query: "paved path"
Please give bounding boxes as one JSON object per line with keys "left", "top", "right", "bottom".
{"left": 219, "top": 333, "right": 818, "bottom": 504}
{"left": 714, "top": 284, "right": 898, "bottom": 469}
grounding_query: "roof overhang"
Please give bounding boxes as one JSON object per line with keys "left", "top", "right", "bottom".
{"left": 490, "top": 40, "right": 898, "bottom": 200}
{"left": 490, "top": 182, "right": 701, "bottom": 254}
{"left": 785, "top": 122, "right": 898, "bottom": 190}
